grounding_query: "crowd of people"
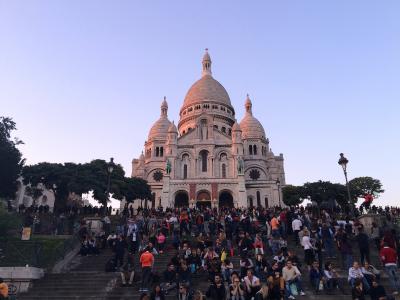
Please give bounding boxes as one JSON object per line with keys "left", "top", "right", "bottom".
{"left": 80, "top": 204, "right": 400, "bottom": 300}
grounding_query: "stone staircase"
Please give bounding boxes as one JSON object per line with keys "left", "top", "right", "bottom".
{"left": 17, "top": 234, "right": 400, "bottom": 300}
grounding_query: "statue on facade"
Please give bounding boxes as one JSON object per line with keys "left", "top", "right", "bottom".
{"left": 237, "top": 157, "right": 244, "bottom": 174}
{"left": 166, "top": 159, "right": 171, "bottom": 174}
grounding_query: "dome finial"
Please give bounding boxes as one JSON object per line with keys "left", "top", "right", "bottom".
{"left": 161, "top": 96, "right": 168, "bottom": 117}
{"left": 245, "top": 94, "right": 252, "bottom": 115}
{"left": 202, "top": 48, "right": 212, "bottom": 77}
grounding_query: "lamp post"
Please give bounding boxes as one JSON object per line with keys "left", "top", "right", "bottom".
{"left": 276, "top": 178, "right": 282, "bottom": 207}
{"left": 338, "top": 153, "right": 353, "bottom": 216}
{"left": 105, "top": 157, "right": 114, "bottom": 215}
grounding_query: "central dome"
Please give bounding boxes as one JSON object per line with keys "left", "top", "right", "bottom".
{"left": 182, "top": 74, "right": 231, "bottom": 108}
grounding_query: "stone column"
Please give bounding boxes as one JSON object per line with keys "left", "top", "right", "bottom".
{"left": 237, "top": 174, "right": 247, "bottom": 208}
{"left": 161, "top": 175, "right": 171, "bottom": 208}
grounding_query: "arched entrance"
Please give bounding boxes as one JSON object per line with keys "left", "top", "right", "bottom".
{"left": 219, "top": 191, "right": 234, "bottom": 208}
{"left": 175, "top": 191, "right": 189, "bottom": 208}
{"left": 196, "top": 190, "right": 211, "bottom": 209}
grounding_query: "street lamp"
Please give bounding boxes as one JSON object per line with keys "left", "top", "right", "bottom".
{"left": 105, "top": 157, "right": 114, "bottom": 215}
{"left": 338, "top": 153, "right": 353, "bottom": 216}
{"left": 276, "top": 178, "right": 282, "bottom": 207}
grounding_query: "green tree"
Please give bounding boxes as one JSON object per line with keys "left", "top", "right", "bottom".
{"left": 349, "top": 176, "right": 384, "bottom": 199}
{"left": 22, "top": 159, "right": 128, "bottom": 212}
{"left": 282, "top": 185, "right": 305, "bottom": 206}
{"left": 0, "top": 117, "right": 25, "bottom": 199}
{"left": 121, "top": 177, "right": 152, "bottom": 205}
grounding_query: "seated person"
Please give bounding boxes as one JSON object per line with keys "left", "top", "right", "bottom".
{"left": 160, "top": 264, "right": 177, "bottom": 295}
{"left": 221, "top": 258, "right": 234, "bottom": 284}
{"left": 177, "top": 263, "right": 192, "bottom": 287}
{"left": 369, "top": 280, "right": 391, "bottom": 300}
{"left": 229, "top": 272, "right": 246, "bottom": 300}
{"left": 267, "top": 269, "right": 285, "bottom": 300}
{"left": 282, "top": 260, "right": 306, "bottom": 298}
{"left": 324, "top": 262, "right": 345, "bottom": 294}
{"left": 309, "top": 261, "right": 324, "bottom": 294}
{"left": 120, "top": 253, "right": 135, "bottom": 286}
{"left": 243, "top": 269, "right": 261, "bottom": 299}
{"left": 88, "top": 238, "right": 100, "bottom": 255}
{"left": 361, "top": 261, "right": 380, "bottom": 286}
{"left": 348, "top": 261, "right": 370, "bottom": 292}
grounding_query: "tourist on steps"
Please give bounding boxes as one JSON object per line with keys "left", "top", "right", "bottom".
{"left": 139, "top": 246, "right": 155, "bottom": 292}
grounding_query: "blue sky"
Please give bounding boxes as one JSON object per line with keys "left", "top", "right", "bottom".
{"left": 1, "top": 1, "right": 399, "bottom": 206}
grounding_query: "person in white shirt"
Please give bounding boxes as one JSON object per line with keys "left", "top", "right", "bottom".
{"left": 302, "top": 231, "right": 315, "bottom": 268}
{"left": 348, "top": 261, "right": 370, "bottom": 291}
{"left": 291, "top": 217, "right": 302, "bottom": 245}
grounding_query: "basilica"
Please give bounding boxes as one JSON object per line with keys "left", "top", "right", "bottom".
{"left": 131, "top": 50, "right": 285, "bottom": 209}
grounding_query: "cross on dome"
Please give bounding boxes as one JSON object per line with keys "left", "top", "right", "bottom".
{"left": 245, "top": 94, "right": 252, "bottom": 115}
{"left": 202, "top": 48, "right": 212, "bottom": 77}
{"left": 161, "top": 96, "right": 168, "bottom": 117}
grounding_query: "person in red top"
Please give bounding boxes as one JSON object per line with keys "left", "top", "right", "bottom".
{"left": 380, "top": 243, "right": 400, "bottom": 294}
{"left": 139, "top": 248, "right": 154, "bottom": 292}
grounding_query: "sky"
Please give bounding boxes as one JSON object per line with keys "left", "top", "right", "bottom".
{"left": 1, "top": 1, "right": 399, "bottom": 207}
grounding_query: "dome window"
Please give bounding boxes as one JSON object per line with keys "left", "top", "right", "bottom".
{"left": 221, "top": 127, "right": 226, "bottom": 133}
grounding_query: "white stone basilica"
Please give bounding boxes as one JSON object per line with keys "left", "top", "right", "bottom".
{"left": 131, "top": 50, "right": 285, "bottom": 209}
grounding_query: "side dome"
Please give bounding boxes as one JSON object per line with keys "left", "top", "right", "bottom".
{"left": 148, "top": 97, "right": 172, "bottom": 141}
{"left": 239, "top": 95, "right": 266, "bottom": 139}
{"left": 182, "top": 75, "right": 232, "bottom": 108}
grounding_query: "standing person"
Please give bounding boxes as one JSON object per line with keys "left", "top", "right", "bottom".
{"left": 320, "top": 223, "right": 335, "bottom": 258}
{"left": 371, "top": 222, "right": 381, "bottom": 251}
{"left": 356, "top": 227, "right": 370, "bottom": 265}
{"left": 301, "top": 230, "right": 315, "bottom": 269}
{"left": 206, "top": 274, "right": 226, "bottom": 300}
{"left": 270, "top": 215, "right": 280, "bottom": 238}
{"left": 380, "top": 242, "right": 400, "bottom": 295}
{"left": 339, "top": 234, "right": 354, "bottom": 271}
{"left": 291, "top": 217, "right": 302, "bottom": 245}
{"left": 139, "top": 247, "right": 155, "bottom": 292}
{"left": 114, "top": 234, "right": 126, "bottom": 267}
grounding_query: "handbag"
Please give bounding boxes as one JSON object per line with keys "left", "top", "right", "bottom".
{"left": 290, "top": 283, "right": 298, "bottom": 296}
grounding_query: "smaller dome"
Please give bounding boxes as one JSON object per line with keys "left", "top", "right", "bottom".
{"left": 148, "top": 98, "right": 172, "bottom": 140}
{"left": 239, "top": 95, "right": 266, "bottom": 139}
{"left": 148, "top": 117, "right": 171, "bottom": 140}
{"left": 232, "top": 122, "right": 241, "bottom": 132}
{"left": 139, "top": 151, "right": 145, "bottom": 161}
{"left": 168, "top": 121, "right": 178, "bottom": 133}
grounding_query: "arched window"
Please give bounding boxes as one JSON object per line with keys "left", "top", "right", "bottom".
{"left": 249, "top": 145, "right": 253, "bottom": 155}
{"left": 200, "top": 150, "right": 208, "bottom": 172}
{"left": 222, "top": 164, "right": 226, "bottom": 178}
{"left": 257, "top": 191, "right": 261, "bottom": 207}
{"left": 222, "top": 127, "right": 226, "bottom": 133}
{"left": 183, "top": 164, "right": 188, "bottom": 179}
{"left": 253, "top": 145, "right": 257, "bottom": 155}
{"left": 156, "top": 147, "right": 159, "bottom": 157}
{"left": 160, "top": 147, "right": 164, "bottom": 157}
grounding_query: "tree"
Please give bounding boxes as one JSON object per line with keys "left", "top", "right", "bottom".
{"left": 282, "top": 185, "right": 305, "bottom": 206}
{"left": 22, "top": 159, "right": 129, "bottom": 212}
{"left": 121, "top": 177, "right": 152, "bottom": 203}
{"left": 349, "top": 177, "right": 384, "bottom": 199}
{"left": 0, "top": 117, "right": 24, "bottom": 199}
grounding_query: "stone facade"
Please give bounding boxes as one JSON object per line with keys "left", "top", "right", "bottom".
{"left": 131, "top": 50, "right": 285, "bottom": 209}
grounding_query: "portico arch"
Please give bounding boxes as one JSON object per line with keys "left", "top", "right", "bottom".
{"left": 219, "top": 190, "right": 234, "bottom": 208}
{"left": 174, "top": 190, "right": 189, "bottom": 208}
{"left": 196, "top": 190, "right": 211, "bottom": 209}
